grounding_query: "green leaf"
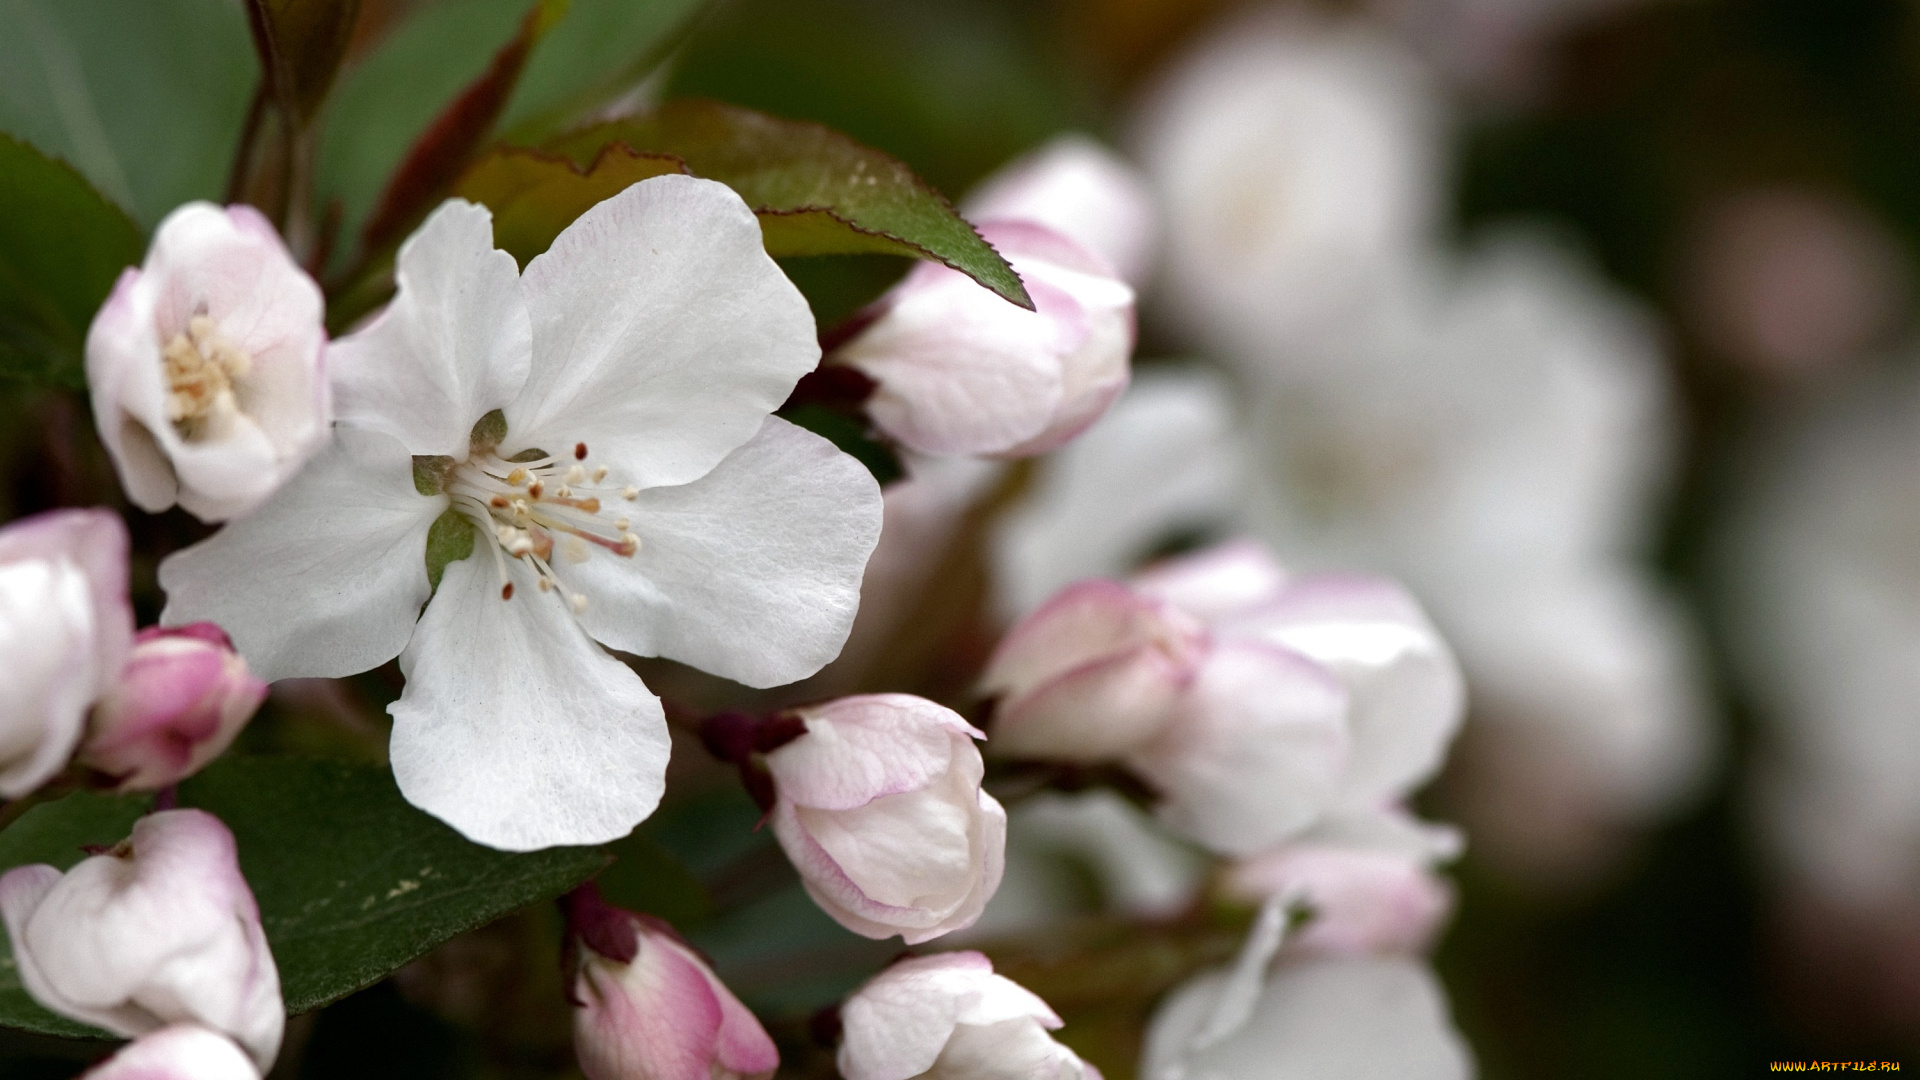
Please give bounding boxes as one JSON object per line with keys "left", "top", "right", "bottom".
{"left": 178, "top": 757, "right": 607, "bottom": 1015}
{"left": 317, "top": 0, "right": 708, "bottom": 270}
{"left": 244, "top": 0, "right": 362, "bottom": 123}
{"left": 0, "top": 761, "right": 608, "bottom": 1038}
{"left": 0, "top": 791, "right": 151, "bottom": 1040}
{"left": 0, "top": 0, "right": 256, "bottom": 230}
{"left": 0, "top": 134, "right": 145, "bottom": 388}
{"left": 547, "top": 100, "right": 1031, "bottom": 308}
{"left": 453, "top": 144, "right": 686, "bottom": 265}
{"left": 780, "top": 403, "right": 903, "bottom": 487}
{"left": 499, "top": 0, "right": 711, "bottom": 140}
{"left": 422, "top": 508, "right": 476, "bottom": 592}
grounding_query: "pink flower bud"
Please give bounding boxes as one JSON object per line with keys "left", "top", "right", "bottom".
{"left": 839, "top": 952, "right": 1098, "bottom": 1080}
{"left": 832, "top": 222, "right": 1135, "bottom": 458}
{"left": 964, "top": 135, "right": 1159, "bottom": 287}
{"left": 1224, "top": 843, "right": 1452, "bottom": 956}
{"left": 0, "top": 508, "right": 134, "bottom": 798}
{"left": 567, "top": 890, "right": 777, "bottom": 1080}
{"left": 978, "top": 580, "right": 1208, "bottom": 762}
{"left": 82, "top": 624, "right": 267, "bottom": 791}
{"left": 764, "top": 695, "right": 1006, "bottom": 944}
{"left": 86, "top": 202, "right": 329, "bottom": 523}
{"left": 0, "top": 810, "right": 283, "bottom": 1070}
{"left": 83, "top": 1024, "right": 261, "bottom": 1080}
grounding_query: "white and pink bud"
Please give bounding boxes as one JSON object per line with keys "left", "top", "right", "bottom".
{"left": 1223, "top": 842, "right": 1452, "bottom": 957}
{"left": 1138, "top": 542, "right": 1466, "bottom": 815}
{"left": 964, "top": 134, "right": 1159, "bottom": 287}
{"left": 564, "top": 887, "right": 777, "bottom": 1080}
{"left": 980, "top": 540, "right": 1463, "bottom": 859}
{"left": 0, "top": 809, "right": 283, "bottom": 1070}
{"left": 763, "top": 695, "right": 1007, "bottom": 944}
{"left": 82, "top": 624, "right": 267, "bottom": 791}
{"left": 0, "top": 508, "right": 135, "bottom": 798}
{"left": 978, "top": 580, "right": 1208, "bottom": 762}
{"left": 86, "top": 202, "right": 329, "bottom": 523}
{"left": 838, "top": 952, "right": 1097, "bottom": 1080}
{"left": 831, "top": 222, "right": 1135, "bottom": 459}
{"left": 83, "top": 1024, "right": 261, "bottom": 1080}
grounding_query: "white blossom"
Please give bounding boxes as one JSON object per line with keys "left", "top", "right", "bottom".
{"left": 160, "top": 182, "right": 883, "bottom": 851}
{"left": 86, "top": 202, "right": 329, "bottom": 522}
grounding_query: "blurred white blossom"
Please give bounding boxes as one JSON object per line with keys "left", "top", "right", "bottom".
{"left": 998, "top": 232, "right": 1713, "bottom": 880}
{"left": 1721, "top": 367, "right": 1920, "bottom": 911}
{"left": 86, "top": 202, "right": 329, "bottom": 523}
{"left": 838, "top": 952, "right": 1096, "bottom": 1080}
{"left": 0, "top": 508, "right": 134, "bottom": 798}
{"left": 0, "top": 810, "right": 282, "bottom": 1069}
{"left": 160, "top": 186, "right": 882, "bottom": 851}
{"left": 1142, "top": 900, "right": 1473, "bottom": 1080}
{"left": 1131, "top": 11, "right": 1444, "bottom": 362}
{"left": 765, "top": 694, "right": 1006, "bottom": 944}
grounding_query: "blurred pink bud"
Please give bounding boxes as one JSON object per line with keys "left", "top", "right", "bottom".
{"left": 978, "top": 580, "right": 1208, "bottom": 761}
{"left": 84, "top": 1024, "right": 261, "bottom": 1080}
{"left": 87, "top": 202, "right": 329, "bottom": 523}
{"left": 833, "top": 222, "right": 1135, "bottom": 458}
{"left": 764, "top": 695, "right": 1007, "bottom": 944}
{"left": 838, "top": 951, "right": 1098, "bottom": 1080}
{"left": 82, "top": 624, "right": 267, "bottom": 792}
{"left": 1685, "top": 187, "right": 1906, "bottom": 380}
{"left": 568, "top": 892, "right": 777, "bottom": 1080}
{"left": 964, "top": 134, "right": 1159, "bottom": 287}
{"left": 0, "top": 508, "right": 134, "bottom": 798}
{"left": 0, "top": 810, "right": 283, "bottom": 1069}
{"left": 1225, "top": 844, "right": 1452, "bottom": 956}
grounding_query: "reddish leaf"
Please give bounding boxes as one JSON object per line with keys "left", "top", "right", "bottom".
{"left": 358, "top": 0, "right": 568, "bottom": 256}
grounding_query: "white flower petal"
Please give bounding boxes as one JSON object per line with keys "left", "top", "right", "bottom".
{"left": 389, "top": 555, "right": 670, "bottom": 851}
{"left": 159, "top": 427, "right": 441, "bottom": 681}
{"left": 508, "top": 176, "right": 819, "bottom": 488}
{"left": 567, "top": 417, "right": 882, "bottom": 689}
{"left": 330, "top": 200, "right": 532, "bottom": 457}
{"left": 1143, "top": 956, "right": 1472, "bottom": 1080}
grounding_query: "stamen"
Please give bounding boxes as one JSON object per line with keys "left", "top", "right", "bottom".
{"left": 570, "top": 593, "right": 589, "bottom": 613}
{"left": 593, "top": 466, "right": 609, "bottom": 482}
{"left": 574, "top": 442, "right": 588, "bottom": 460}
{"left": 527, "top": 481, "right": 544, "bottom": 499}
{"left": 622, "top": 487, "right": 639, "bottom": 500}
{"left": 565, "top": 464, "right": 587, "bottom": 485}
{"left": 506, "top": 468, "right": 529, "bottom": 487}
{"left": 501, "top": 583, "right": 514, "bottom": 600}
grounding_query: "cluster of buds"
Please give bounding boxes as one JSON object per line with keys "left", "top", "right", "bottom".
{"left": 981, "top": 539, "right": 1465, "bottom": 950}
{"left": 0, "top": 509, "right": 268, "bottom": 799}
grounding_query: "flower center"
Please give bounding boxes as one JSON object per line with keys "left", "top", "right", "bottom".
{"left": 445, "top": 441, "right": 640, "bottom": 611}
{"left": 163, "top": 314, "right": 252, "bottom": 441}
